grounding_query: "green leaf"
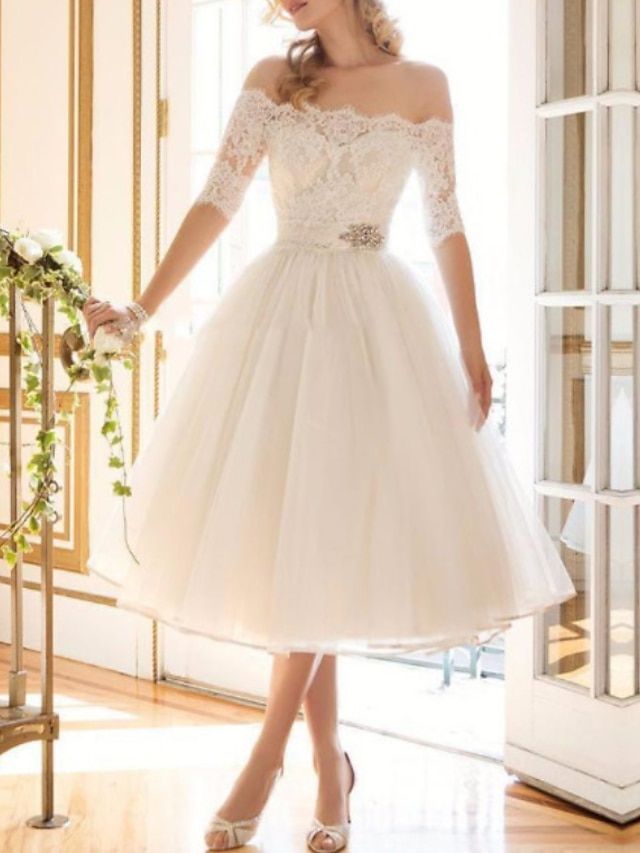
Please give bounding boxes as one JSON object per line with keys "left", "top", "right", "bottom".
{"left": 2, "top": 545, "right": 17, "bottom": 567}
{"left": 91, "top": 364, "right": 111, "bottom": 383}
{"left": 16, "top": 533, "right": 31, "bottom": 552}
{"left": 39, "top": 428, "right": 57, "bottom": 450}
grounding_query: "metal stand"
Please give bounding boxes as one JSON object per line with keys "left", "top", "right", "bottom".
{"left": 0, "top": 288, "right": 69, "bottom": 829}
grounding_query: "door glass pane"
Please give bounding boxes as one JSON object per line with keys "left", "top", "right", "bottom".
{"left": 546, "top": 0, "right": 589, "bottom": 101}
{"left": 542, "top": 496, "right": 591, "bottom": 690}
{"left": 609, "top": 0, "right": 636, "bottom": 90}
{"left": 609, "top": 306, "right": 637, "bottom": 489}
{"left": 544, "top": 112, "right": 592, "bottom": 291}
{"left": 607, "top": 505, "right": 638, "bottom": 700}
{"left": 544, "top": 306, "right": 592, "bottom": 484}
{"left": 608, "top": 106, "right": 638, "bottom": 291}
{"left": 191, "top": 2, "right": 221, "bottom": 153}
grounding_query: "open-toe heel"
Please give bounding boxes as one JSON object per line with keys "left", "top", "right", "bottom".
{"left": 204, "top": 763, "right": 284, "bottom": 850}
{"left": 306, "top": 750, "right": 355, "bottom": 852}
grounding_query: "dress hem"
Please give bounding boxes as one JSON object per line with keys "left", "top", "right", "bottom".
{"left": 89, "top": 563, "right": 577, "bottom": 658}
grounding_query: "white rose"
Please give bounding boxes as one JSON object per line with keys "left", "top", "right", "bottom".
{"left": 92, "top": 324, "right": 127, "bottom": 358}
{"left": 14, "top": 236, "right": 44, "bottom": 264}
{"left": 54, "top": 248, "right": 83, "bottom": 276}
{"left": 30, "top": 228, "right": 64, "bottom": 252}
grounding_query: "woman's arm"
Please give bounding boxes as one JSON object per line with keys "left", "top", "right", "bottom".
{"left": 433, "top": 233, "right": 491, "bottom": 428}
{"left": 414, "top": 65, "right": 492, "bottom": 429}
{"left": 130, "top": 202, "right": 228, "bottom": 320}
{"left": 84, "top": 56, "right": 280, "bottom": 338}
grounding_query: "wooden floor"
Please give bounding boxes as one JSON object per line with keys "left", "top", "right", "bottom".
{"left": 0, "top": 646, "right": 638, "bottom": 852}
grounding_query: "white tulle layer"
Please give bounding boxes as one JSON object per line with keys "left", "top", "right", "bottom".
{"left": 87, "top": 243, "right": 577, "bottom": 656}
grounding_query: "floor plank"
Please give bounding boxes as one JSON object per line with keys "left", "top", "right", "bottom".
{"left": 0, "top": 645, "right": 637, "bottom": 852}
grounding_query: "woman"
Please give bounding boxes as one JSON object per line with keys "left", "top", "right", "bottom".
{"left": 84, "top": 1, "right": 576, "bottom": 850}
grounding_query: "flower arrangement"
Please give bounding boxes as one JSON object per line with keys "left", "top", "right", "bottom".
{"left": 0, "top": 225, "right": 139, "bottom": 569}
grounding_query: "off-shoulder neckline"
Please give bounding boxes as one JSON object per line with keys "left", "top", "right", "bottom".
{"left": 241, "top": 85, "right": 454, "bottom": 131}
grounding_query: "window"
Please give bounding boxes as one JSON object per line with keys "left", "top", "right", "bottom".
{"left": 536, "top": 0, "right": 640, "bottom": 702}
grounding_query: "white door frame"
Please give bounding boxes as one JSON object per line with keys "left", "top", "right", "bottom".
{"left": 504, "top": 0, "right": 640, "bottom": 824}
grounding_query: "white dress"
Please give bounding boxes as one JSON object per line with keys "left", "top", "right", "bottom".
{"left": 86, "top": 86, "right": 577, "bottom": 656}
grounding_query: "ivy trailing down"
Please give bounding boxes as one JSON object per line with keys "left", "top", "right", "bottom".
{"left": 0, "top": 225, "right": 139, "bottom": 569}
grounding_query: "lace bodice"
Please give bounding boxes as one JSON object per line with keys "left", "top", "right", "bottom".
{"left": 194, "top": 86, "right": 465, "bottom": 251}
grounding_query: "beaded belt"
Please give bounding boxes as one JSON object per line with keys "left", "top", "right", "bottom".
{"left": 274, "top": 221, "right": 388, "bottom": 252}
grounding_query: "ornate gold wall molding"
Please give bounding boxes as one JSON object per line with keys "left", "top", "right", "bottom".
{"left": 0, "top": 575, "right": 116, "bottom": 608}
{"left": 132, "top": 0, "right": 142, "bottom": 464}
{"left": 77, "top": 0, "right": 94, "bottom": 281}
{"left": 0, "top": 2, "right": 94, "bottom": 577}
{"left": 0, "top": 387, "right": 90, "bottom": 572}
{"left": 67, "top": 0, "right": 94, "bottom": 276}
{"left": 0, "top": 1, "right": 3, "bottom": 219}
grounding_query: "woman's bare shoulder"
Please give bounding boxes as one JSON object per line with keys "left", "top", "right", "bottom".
{"left": 242, "top": 55, "right": 289, "bottom": 101}
{"left": 398, "top": 60, "right": 453, "bottom": 122}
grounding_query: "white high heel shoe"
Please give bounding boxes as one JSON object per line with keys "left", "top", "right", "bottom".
{"left": 204, "top": 763, "right": 284, "bottom": 850}
{"left": 306, "top": 750, "right": 355, "bottom": 853}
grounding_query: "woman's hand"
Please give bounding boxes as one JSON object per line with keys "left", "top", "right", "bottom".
{"left": 460, "top": 346, "right": 493, "bottom": 431}
{"left": 82, "top": 296, "right": 134, "bottom": 340}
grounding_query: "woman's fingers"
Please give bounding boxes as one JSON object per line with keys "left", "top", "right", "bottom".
{"left": 87, "top": 305, "right": 120, "bottom": 337}
{"left": 482, "top": 369, "right": 493, "bottom": 416}
{"left": 478, "top": 369, "right": 492, "bottom": 425}
{"left": 83, "top": 295, "right": 101, "bottom": 314}
{"left": 470, "top": 367, "right": 492, "bottom": 430}
{"left": 82, "top": 296, "right": 105, "bottom": 328}
{"left": 82, "top": 298, "right": 133, "bottom": 343}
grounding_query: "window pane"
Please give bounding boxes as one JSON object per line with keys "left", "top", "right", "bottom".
{"left": 191, "top": 3, "right": 221, "bottom": 153}
{"left": 546, "top": 0, "right": 588, "bottom": 101}
{"left": 542, "top": 496, "right": 591, "bottom": 690}
{"left": 544, "top": 112, "right": 592, "bottom": 292}
{"left": 608, "top": 106, "right": 639, "bottom": 291}
{"left": 609, "top": 306, "right": 637, "bottom": 490}
{"left": 607, "top": 505, "right": 638, "bottom": 699}
{"left": 544, "top": 306, "right": 592, "bottom": 485}
{"left": 609, "top": 0, "right": 636, "bottom": 91}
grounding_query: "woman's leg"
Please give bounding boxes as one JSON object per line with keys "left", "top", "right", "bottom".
{"left": 206, "top": 650, "right": 323, "bottom": 849}
{"left": 302, "top": 654, "right": 354, "bottom": 851}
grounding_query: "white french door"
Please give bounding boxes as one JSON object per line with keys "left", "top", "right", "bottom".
{"left": 505, "top": 0, "right": 640, "bottom": 823}
{"left": 159, "top": 0, "right": 283, "bottom": 701}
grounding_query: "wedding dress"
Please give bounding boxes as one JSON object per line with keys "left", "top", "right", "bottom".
{"left": 86, "top": 85, "right": 577, "bottom": 656}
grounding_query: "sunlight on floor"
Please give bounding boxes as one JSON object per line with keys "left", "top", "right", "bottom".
{"left": 0, "top": 704, "right": 267, "bottom": 777}
{"left": 0, "top": 716, "right": 516, "bottom": 853}
{"left": 339, "top": 653, "right": 505, "bottom": 761}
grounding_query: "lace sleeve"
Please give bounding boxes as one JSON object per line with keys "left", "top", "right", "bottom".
{"left": 413, "top": 119, "right": 465, "bottom": 249}
{"left": 194, "top": 87, "right": 274, "bottom": 221}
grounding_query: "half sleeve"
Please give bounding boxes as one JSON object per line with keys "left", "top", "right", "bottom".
{"left": 194, "top": 87, "right": 273, "bottom": 221}
{"left": 413, "top": 119, "right": 465, "bottom": 249}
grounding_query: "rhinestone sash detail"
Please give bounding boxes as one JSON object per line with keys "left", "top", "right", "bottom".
{"left": 274, "top": 221, "right": 388, "bottom": 252}
{"left": 338, "top": 223, "right": 386, "bottom": 249}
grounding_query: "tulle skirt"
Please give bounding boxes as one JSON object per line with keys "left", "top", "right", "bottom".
{"left": 86, "top": 242, "right": 577, "bottom": 656}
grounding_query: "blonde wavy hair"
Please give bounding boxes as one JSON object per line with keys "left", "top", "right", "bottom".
{"left": 262, "top": 0, "right": 404, "bottom": 108}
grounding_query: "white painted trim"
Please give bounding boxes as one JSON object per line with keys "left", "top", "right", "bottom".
{"left": 535, "top": 481, "right": 640, "bottom": 505}
{"left": 537, "top": 91, "right": 640, "bottom": 117}
{"left": 504, "top": 743, "right": 640, "bottom": 824}
{"left": 536, "top": 291, "right": 640, "bottom": 305}
{"left": 506, "top": 0, "right": 640, "bottom": 817}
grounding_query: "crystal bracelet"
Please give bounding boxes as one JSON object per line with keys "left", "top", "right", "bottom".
{"left": 103, "top": 300, "right": 150, "bottom": 345}
{"left": 125, "top": 300, "right": 150, "bottom": 325}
